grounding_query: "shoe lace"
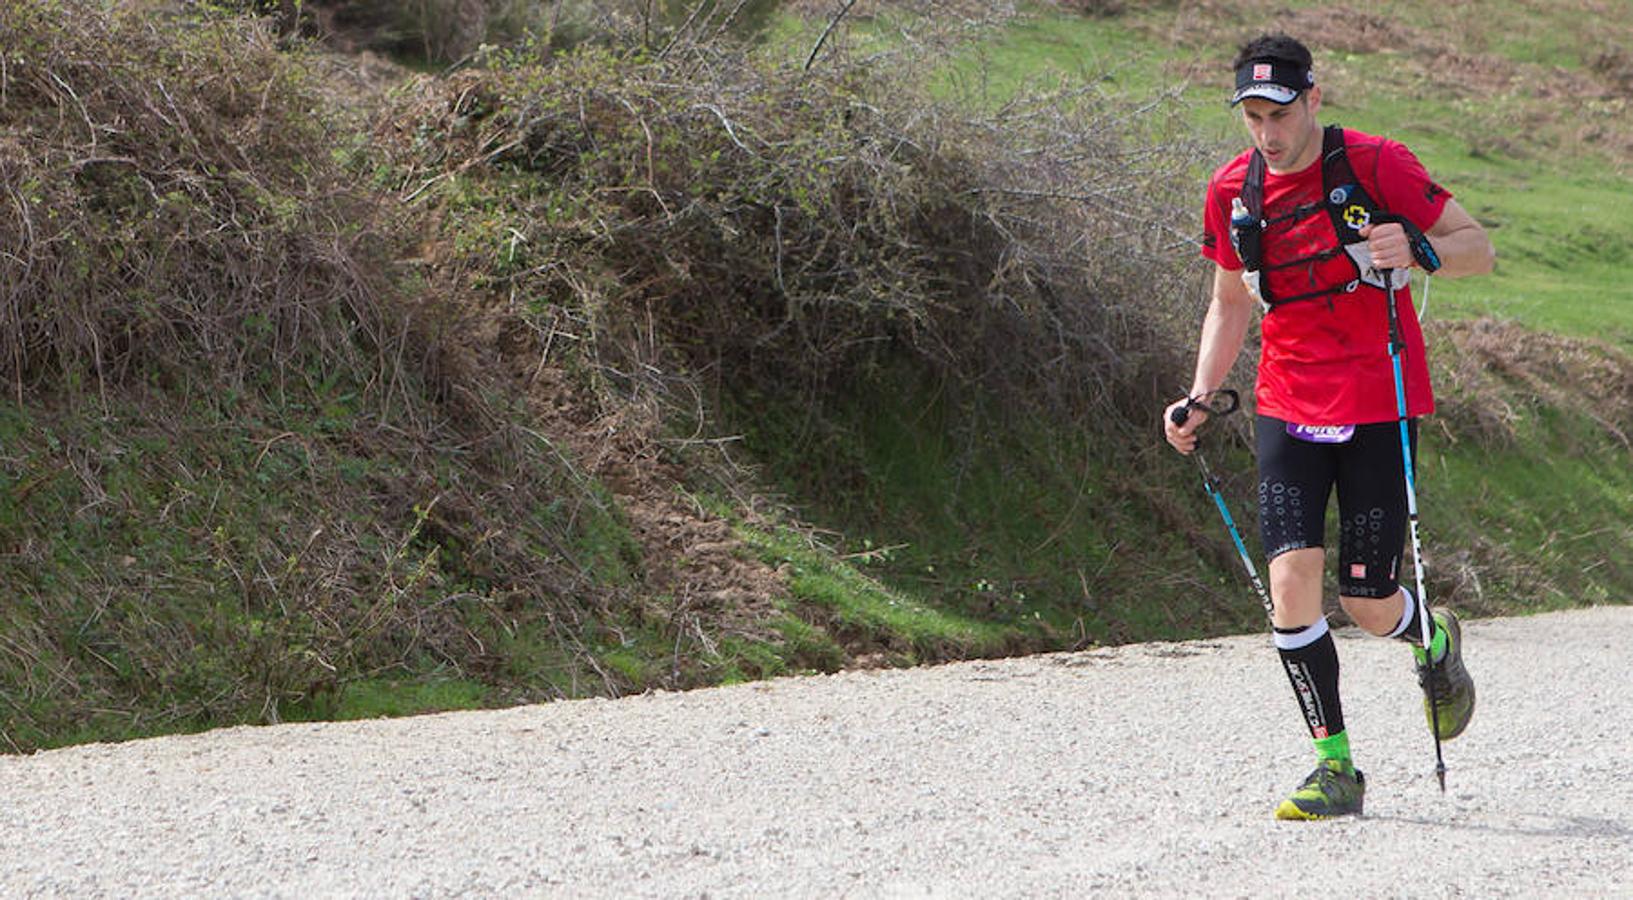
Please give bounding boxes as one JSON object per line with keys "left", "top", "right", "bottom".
{"left": 1416, "top": 636, "right": 1466, "bottom": 702}
{"left": 1416, "top": 657, "right": 1451, "bottom": 695}
{"left": 1305, "top": 762, "right": 1354, "bottom": 793}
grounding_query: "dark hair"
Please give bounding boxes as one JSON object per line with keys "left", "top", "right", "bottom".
{"left": 1232, "top": 33, "right": 1313, "bottom": 71}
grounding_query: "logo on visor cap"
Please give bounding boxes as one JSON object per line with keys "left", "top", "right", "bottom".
{"left": 1231, "top": 60, "right": 1315, "bottom": 106}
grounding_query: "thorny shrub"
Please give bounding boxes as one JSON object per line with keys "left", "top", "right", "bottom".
{"left": 381, "top": 24, "right": 1211, "bottom": 439}
{"left": 241, "top": 0, "right": 787, "bottom": 63}
{"left": 0, "top": 2, "right": 398, "bottom": 397}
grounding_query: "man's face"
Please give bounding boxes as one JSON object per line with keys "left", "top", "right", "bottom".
{"left": 1239, "top": 87, "right": 1322, "bottom": 173}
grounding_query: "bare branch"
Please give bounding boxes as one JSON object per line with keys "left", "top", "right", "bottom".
{"left": 806, "top": 0, "right": 861, "bottom": 72}
{"left": 693, "top": 102, "right": 755, "bottom": 155}
{"left": 659, "top": 0, "right": 712, "bottom": 59}
{"left": 712, "top": 0, "right": 758, "bottom": 40}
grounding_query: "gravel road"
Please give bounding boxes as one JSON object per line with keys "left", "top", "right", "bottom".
{"left": 3, "top": 606, "right": 1630, "bottom": 898}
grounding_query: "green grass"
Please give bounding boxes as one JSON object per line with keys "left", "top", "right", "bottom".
{"left": 0, "top": 382, "right": 654, "bottom": 752}
{"left": 1431, "top": 411, "right": 1633, "bottom": 611}
{"left": 734, "top": 517, "right": 1019, "bottom": 660}
{"left": 930, "top": 4, "right": 1633, "bottom": 350}
{"left": 700, "top": 447, "right": 1029, "bottom": 660}
{"left": 726, "top": 367, "right": 1267, "bottom": 649}
{"left": 939, "top": 11, "right": 1160, "bottom": 104}
{"left": 286, "top": 676, "right": 494, "bottom": 722}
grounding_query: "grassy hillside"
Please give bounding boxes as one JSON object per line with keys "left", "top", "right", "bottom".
{"left": 750, "top": 1, "right": 1633, "bottom": 626}
{"left": 1, "top": 0, "right": 1629, "bottom": 752}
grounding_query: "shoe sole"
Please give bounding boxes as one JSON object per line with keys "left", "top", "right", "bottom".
{"left": 1274, "top": 799, "right": 1364, "bottom": 821}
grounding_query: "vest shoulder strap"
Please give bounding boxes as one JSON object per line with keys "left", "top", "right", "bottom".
{"left": 1319, "top": 124, "right": 1358, "bottom": 196}
{"left": 1243, "top": 148, "right": 1267, "bottom": 218}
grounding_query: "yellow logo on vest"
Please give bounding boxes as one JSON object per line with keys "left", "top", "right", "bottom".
{"left": 1343, "top": 204, "right": 1371, "bottom": 230}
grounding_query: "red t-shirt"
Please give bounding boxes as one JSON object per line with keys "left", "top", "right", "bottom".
{"left": 1201, "top": 128, "right": 1449, "bottom": 425}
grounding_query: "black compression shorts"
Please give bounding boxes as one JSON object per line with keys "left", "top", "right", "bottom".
{"left": 1255, "top": 414, "right": 1418, "bottom": 599}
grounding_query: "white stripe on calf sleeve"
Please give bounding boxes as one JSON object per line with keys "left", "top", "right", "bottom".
{"left": 1273, "top": 616, "right": 1331, "bottom": 650}
{"left": 1387, "top": 586, "right": 1416, "bottom": 639}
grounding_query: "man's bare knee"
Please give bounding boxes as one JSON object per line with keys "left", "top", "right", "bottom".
{"left": 1340, "top": 591, "right": 1404, "bottom": 636}
{"left": 1268, "top": 547, "right": 1325, "bottom": 629}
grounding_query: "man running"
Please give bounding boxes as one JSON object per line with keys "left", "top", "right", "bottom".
{"left": 1163, "top": 33, "right": 1495, "bottom": 820}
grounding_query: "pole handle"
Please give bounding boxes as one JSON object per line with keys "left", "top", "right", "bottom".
{"left": 1170, "top": 388, "right": 1241, "bottom": 427}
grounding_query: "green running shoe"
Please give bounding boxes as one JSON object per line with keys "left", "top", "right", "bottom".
{"left": 1273, "top": 759, "right": 1365, "bottom": 821}
{"left": 1416, "top": 609, "right": 1476, "bottom": 740}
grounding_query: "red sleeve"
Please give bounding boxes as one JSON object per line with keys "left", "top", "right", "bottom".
{"left": 1200, "top": 164, "right": 1242, "bottom": 270}
{"left": 1368, "top": 137, "right": 1452, "bottom": 231}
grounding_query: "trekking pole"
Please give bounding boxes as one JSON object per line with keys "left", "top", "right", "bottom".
{"left": 1169, "top": 390, "right": 1274, "bottom": 625}
{"left": 1385, "top": 270, "right": 1447, "bottom": 792}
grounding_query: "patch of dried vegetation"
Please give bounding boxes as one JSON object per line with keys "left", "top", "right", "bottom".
{"left": 1431, "top": 318, "right": 1633, "bottom": 453}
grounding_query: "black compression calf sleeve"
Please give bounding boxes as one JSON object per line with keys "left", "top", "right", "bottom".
{"left": 1275, "top": 618, "right": 1345, "bottom": 740}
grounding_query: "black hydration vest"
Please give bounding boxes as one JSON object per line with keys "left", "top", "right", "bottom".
{"left": 1232, "top": 124, "right": 1408, "bottom": 311}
